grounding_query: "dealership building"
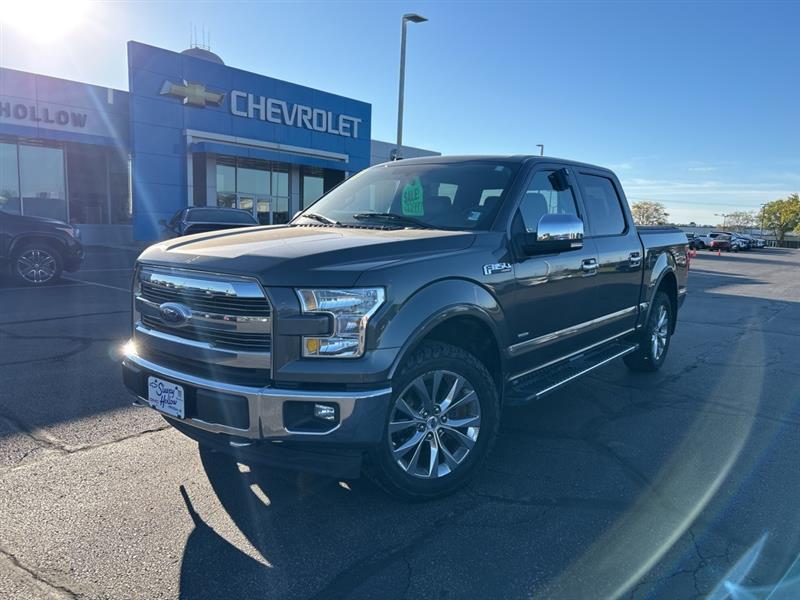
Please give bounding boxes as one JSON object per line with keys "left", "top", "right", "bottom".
{"left": 0, "top": 41, "right": 436, "bottom": 243}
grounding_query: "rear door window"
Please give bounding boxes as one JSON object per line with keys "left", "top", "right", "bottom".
{"left": 578, "top": 174, "right": 626, "bottom": 236}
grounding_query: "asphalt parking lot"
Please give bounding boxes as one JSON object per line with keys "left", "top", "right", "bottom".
{"left": 1, "top": 246, "right": 799, "bottom": 599}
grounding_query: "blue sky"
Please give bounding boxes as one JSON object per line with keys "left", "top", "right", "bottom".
{"left": 1, "top": 0, "right": 798, "bottom": 225}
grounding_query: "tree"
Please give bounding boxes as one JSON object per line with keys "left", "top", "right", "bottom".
{"left": 725, "top": 210, "right": 756, "bottom": 232}
{"left": 630, "top": 201, "right": 670, "bottom": 225}
{"left": 759, "top": 194, "right": 800, "bottom": 242}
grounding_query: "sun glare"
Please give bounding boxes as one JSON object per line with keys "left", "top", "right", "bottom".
{"left": 0, "top": 0, "right": 89, "bottom": 42}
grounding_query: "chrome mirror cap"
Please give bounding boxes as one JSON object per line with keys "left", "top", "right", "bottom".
{"left": 536, "top": 213, "right": 584, "bottom": 247}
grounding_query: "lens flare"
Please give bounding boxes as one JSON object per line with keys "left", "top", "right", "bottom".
{"left": 0, "top": 0, "right": 89, "bottom": 43}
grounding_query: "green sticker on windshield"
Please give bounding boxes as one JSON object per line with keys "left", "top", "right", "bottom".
{"left": 401, "top": 177, "right": 424, "bottom": 216}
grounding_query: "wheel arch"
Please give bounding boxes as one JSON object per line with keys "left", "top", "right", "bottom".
{"left": 9, "top": 234, "right": 67, "bottom": 257}
{"left": 648, "top": 266, "right": 679, "bottom": 334}
{"left": 384, "top": 280, "right": 507, "bottom": 391}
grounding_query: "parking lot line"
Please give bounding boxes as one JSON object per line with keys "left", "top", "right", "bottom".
{"left": 0, "top": 283, "right": 86, "bottom": 293}
{"left": 78, "top": 268, "right": 134, "bottom": 272}
{"left": 62, "top": 276, "right": 130, "bottom": 293}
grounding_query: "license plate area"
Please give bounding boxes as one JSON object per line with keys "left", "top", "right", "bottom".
{"left": 147, "top": 376, "right": 185, "bottom": 419}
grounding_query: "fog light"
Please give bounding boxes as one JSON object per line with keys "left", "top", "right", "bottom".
{"left": 314, "top": 403, "right": 336, "bottom": 421}
{"left": 122, "top": 340, "right": 137, "bottom": 357}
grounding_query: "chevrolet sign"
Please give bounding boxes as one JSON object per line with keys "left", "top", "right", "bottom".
{"left": 160, "top": 80, "right": 225, "bottom": 107}
{"left": 159, "top": 79, "right": 362, "bottom": 139}
{"left": 229, "top": 91, "right": 363, "bottom": 139}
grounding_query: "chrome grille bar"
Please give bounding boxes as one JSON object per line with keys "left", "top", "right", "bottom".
{"left": 134, "top": 266, "right": 272, "bottom": 373}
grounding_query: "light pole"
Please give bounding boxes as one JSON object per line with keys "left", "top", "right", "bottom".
{"left": 536, "top": 144, "right": 544, "bottom": 156}
{"left": 715, "top": 213, "right": 730, "bottom": 229}
{"left": 394, "top": 13, "right": 427, "bottom": 160}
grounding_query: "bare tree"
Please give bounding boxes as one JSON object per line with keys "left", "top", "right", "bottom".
{"left": 725, "top": 211, "right": 756, "bottom": 232}
{"left": 630, "top": 201, "right": 670, "bottom": 226}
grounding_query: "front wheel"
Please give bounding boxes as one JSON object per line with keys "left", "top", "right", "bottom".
{"left": 624, "top": 291, "right": 673, "bottom": 372}
{"left": 366, "top": 341, "right": 500, "bottom": 500}
{"left": 11, "top": 243, "right": 63, "bottom": 285}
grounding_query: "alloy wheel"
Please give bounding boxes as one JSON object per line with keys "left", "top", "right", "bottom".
{"left": 651, "top": 305, "right": 669, "bottom": 360}
{"left": 388, "top": 370, "right": 481, "bottom": 479}
{"left": 16, "top": 249, "right": 57, "bottom": 284}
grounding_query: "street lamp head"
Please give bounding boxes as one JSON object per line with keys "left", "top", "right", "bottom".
{"left": 403, "top": 13, "right": 428, "bottom": 23}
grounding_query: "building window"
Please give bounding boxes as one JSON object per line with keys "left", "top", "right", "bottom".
{"left": 301, "top": 166, "right": 325, "bottom": 209}
{"left": 215, "top": 157, "right": 292, "bottom": 225}
{"left": 0, "top": 142, "right": 20, "bottom": 215}
{"left": 301, "top": 166, "right": 345, "bottom": 210}
{"left": 19, "top": 143, "right": 67, "bottom": 222}
{"left": 109, "top": 152, "right": 132, "bottom": 224}
{"left": 67, "top": 144, "right": 108, "bottom": 224}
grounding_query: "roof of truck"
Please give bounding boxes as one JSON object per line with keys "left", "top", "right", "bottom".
{"left": 380, "top": 154, "right": 613, "bottom": 172}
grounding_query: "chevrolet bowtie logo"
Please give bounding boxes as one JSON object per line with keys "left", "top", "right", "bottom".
{"left": 159, "top": 80, "right": 225, "bottom": 108}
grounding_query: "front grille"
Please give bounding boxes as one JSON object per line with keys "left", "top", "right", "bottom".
{"left": 140, "top": 280, "right": 270, "bottom": 317}
{"left": 134, "top": 266, "right": 272, "bottom": 380}
{"left": 141, "top": 314, "right": 272, "bottom": 352}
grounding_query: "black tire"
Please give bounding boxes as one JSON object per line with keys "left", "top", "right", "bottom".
{"left": 624, "top": 291, "right": 673, "bottom": 372}
{"left": 365, "top": 341, "right": 500, "bottom": 500}
{"left": 11, "top": 242, "right": 63, "bottom": 285}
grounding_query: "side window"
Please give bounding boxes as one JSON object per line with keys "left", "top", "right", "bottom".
{"left": 519, "top": 170, "right": 578, "bottom": 232}
{"left": 578, "top": 174, "right": 626, "bottom": 236}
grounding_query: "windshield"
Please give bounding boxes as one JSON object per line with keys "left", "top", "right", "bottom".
{"left": 297, "top": 161, "right": 520, "bottom": 230}
{"left": 186, "top": 208, "right": 256, "bottom": 224}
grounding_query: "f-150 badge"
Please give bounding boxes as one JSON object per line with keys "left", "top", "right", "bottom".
{"left": 483, "top": 263, "right": 512, "bottom": 275}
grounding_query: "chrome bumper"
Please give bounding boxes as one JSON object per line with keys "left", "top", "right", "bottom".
{"left": 122, "top": 349, "right": 392, "bottom": 445}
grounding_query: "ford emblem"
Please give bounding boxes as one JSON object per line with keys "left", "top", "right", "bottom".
{"left": 158, "top": 302, "right": 192, "bottom": 327}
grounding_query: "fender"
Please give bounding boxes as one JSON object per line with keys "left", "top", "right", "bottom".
{"left": 377, "top": 279, "right": 507, "bottom": 379}
{"left": 642, "top": 250, "right": 678, "bottom": 332}
{"left": 9, "top": 232, "right": 68, "bottom": 256}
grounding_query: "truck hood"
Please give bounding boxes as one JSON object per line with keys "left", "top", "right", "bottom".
{"left": 138, "top": 224, "right": 476, "bottom": 287}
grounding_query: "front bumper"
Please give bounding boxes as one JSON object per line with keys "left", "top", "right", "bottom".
{"left": 63, "top": 239, "right": 84, "bottom": 272}
{"left": 121, "top": 350, "right": 392, "bottom": 448}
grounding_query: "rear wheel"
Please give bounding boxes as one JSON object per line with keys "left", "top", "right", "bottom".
{"left": 11, "top": 242, "right": 63, "bottom": 285}
{"left": 366, "top": 341, "right": 500, "bottom": 500}
{"left": 624, "top": 291, "right": 673, "bottom": 372}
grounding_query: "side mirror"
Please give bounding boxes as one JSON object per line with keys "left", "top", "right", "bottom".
{"left": 520, "top": 213, "right": 584, "bottom": 255}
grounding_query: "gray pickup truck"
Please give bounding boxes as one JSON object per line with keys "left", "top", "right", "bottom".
{"left": 122, "top": 156, "right": 688, "bottom": 499}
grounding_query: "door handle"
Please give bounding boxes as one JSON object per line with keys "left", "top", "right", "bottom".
{"left": 629, "top": 251, "right": 642, "bottom": 267}
{"left": 581, "top": 258, "right": 598, "bottom": 272}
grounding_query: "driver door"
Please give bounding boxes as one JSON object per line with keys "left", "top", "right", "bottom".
{"left": 507, "top": 165, "right": 600, "bottom": 377}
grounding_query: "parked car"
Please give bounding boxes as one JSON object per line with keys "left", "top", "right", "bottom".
{"left": 708, "top": 234, "right": 733, "bottom": 252}
{"left": 740, "top": 234, "right": 767, "bottom": 248}
{"left": 687, "top": 233, "right": 705, "bottom": 250}
{"left": 122, "top": 155, "right": 689, "bottom": 499}
{"left": 729, "top": 235, "right": 750, "bottom": 251}
{"left": 697, "top": 231, "right": 746, "bottom": 251}
{"left": 162, "top": 207, "right": 258, "bottom": 236}
{"left": 0, "top": 209, "right": 84, "bottom": 285}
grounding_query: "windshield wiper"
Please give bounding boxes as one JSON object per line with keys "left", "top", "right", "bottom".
{"left": 352, "top": 212, "right": 435, "bottom": 229}
{"left": 300, "top": 212, "right": 340, "bottom": 225}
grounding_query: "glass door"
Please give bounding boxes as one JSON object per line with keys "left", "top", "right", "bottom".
{"left": 215, "top": 157, "right": 291, "bottom": 224}
{"left": 256, "top": 197, "right": 271, "bottom": 225}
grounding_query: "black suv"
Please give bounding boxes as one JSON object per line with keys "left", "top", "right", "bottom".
{"left": 0, "top": 210, "right": 84, "bottom": 285}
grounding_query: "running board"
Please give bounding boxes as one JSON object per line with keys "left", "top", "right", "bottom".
{"left": 506, "top": 342, "right": 638, "bottom": 404}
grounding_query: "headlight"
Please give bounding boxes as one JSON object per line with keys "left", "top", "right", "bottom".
{"left": 56, "top": 225, "right": 80, "bottom": 239}
{"left": 296, "top": 288, "right": 385, "bottom": 358}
